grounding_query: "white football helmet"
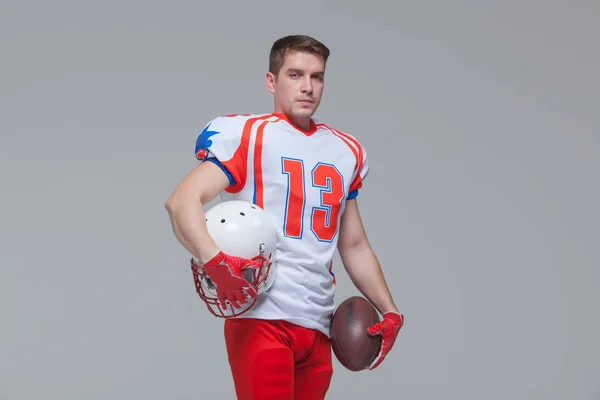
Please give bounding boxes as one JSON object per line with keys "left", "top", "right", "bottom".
{"left": 190, "top": 200, "right": 278, "bottom": 318}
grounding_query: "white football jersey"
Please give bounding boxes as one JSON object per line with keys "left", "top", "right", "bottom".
{"left": 194, "top": 112, "right": 369, "bottom": 337}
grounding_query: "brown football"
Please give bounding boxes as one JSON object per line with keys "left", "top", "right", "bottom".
{"left": 330, "top": 296, "right": 382, "bottom": 371}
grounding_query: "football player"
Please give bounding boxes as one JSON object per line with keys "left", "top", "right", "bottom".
{"left": 165, "top": 34, "right": 404, "bottom": 400}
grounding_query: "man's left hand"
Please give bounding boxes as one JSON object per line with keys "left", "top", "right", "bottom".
{"left": 367, "top": 311, "right": 404, "bottom": 370}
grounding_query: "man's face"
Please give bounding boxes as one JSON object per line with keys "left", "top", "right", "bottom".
{"left": 266, "top": 50, "right": 325, "bottom": 121}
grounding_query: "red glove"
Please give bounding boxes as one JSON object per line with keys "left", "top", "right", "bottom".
{"left": 367, "top": 311, "right": 404, "bottom": 370}
{"left": 200, "top": 250, "right": 262, "bottom": 310}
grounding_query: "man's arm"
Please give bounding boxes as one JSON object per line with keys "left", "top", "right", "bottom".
{"left": 338, "top": 197, "right": 404, "bottom": 370}
{"left": 337, "top": 198, "right": 399, "bottom": 315}
{"left": 165, "top": 161, "right": 230, "bottom": 263}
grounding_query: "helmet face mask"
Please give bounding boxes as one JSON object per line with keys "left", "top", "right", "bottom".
{"left": 190, "top": 200, "right": 279, "bottom": 318}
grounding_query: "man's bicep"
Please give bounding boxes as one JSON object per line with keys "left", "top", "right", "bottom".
{"left": 338, "top": 199, "right": 369, "bottom": 254}
{"left": 196, "top": 161, "right": 233, "bottom": 203}
{"left": 169, "top": 161, "right": 231, "bottom": 205}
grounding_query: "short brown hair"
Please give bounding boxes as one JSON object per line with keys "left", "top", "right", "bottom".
{"left": 269, "top": 35, "right": 330, "bottom": 75}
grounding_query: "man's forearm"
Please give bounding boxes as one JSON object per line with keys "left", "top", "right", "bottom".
{"left": 340, "top": 247, "right": 399, "bottom": 315}
{"left": 166, "top": 197, "right": 219, "bottom": 263}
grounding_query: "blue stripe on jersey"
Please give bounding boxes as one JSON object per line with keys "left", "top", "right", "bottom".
{"left": 347, "top": 189, "right": 359, "bottom": 200}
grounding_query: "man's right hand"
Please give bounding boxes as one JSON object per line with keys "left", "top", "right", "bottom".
{"left": 199, "top": 250, "right": 262, "bottom": 309}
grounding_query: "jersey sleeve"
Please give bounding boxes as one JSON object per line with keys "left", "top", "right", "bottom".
{"left": 194, "top": 115, "right": 249, "bottom": 193}
{"left": 347, "top": 143, "right": 369, "bottom": 200}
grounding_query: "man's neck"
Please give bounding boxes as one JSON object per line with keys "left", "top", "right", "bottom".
{"left": 274, "top": 111, "right": 312, "bottom": 132}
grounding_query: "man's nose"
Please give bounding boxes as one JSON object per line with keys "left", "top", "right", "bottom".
{"left": 300, "top": 77, "right": 313, "bottom": 93}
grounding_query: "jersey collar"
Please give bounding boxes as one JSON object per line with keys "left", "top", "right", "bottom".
{"left": 272, "top": 112, "right": 318, "bottom": 136}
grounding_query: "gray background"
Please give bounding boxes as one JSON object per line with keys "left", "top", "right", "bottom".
{"left": 1, "top": 1, "right": 599, "bottom": 399}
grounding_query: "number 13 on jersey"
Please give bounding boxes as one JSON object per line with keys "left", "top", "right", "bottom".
{"left": 281, "top": 157, "right": 345, "bottom": 242}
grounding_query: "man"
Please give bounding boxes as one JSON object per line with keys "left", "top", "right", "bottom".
{"left": 165, "top": 35, "right": 404, "bottom": 400}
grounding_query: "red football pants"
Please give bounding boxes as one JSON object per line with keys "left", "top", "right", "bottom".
{"left": 224, "top": 318, "right": 333, "bottom": 400}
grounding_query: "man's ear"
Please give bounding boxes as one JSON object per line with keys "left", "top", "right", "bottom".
{"left": 266, "top": 72, "right": 276, "bottom": 94}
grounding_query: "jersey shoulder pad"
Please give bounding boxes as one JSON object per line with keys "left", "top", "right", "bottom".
{"left": 317, "top": 122, "right": 368, "bottom": 164}
{"left": 194, "top": 114, "right": 256, "bottom": 162}
{"left": 318, "top": 123, "right": 370, "bottom": 195}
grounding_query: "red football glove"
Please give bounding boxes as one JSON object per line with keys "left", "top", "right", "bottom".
{"left": 201, "top": 250, "right": 262, "bottom": 310}
{"left": 367, "top": 311, "right": 404, "bottom": 370}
